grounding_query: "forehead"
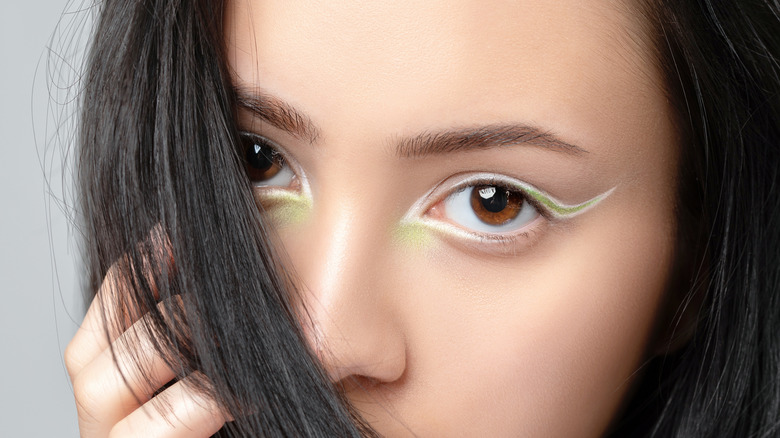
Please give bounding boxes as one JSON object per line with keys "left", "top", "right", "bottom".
{"left": 224, "top": 0, "right": 668, "bottom": 172}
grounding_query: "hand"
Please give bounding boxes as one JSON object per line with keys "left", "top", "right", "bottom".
{"left": 65, "top": 266, "right": 228, "bottom": 437}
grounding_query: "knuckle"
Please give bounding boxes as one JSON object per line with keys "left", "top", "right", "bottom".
{"left": 71, "top": 371, "right": 106, "bottom": 416}
{"left": 107, "top": 422, "right": 125, "bottom": 438}
{"left": 64, "top": 340, "right": 85, "bottom": 377}
{"left": 180, "top": 386, "right": 227, "bottom": 430}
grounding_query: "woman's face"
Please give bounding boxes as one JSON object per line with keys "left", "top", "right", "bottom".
{"left": 225, "top": 1, "right": 679, "bottom": 436}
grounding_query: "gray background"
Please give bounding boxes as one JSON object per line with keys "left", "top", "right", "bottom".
{"left": 2, "top": 0, "right": 90, "bottom": 436}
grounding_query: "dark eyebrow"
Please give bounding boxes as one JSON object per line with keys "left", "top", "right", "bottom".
{"left": 234, "top": 87, "right": 586, "bottom": 157}
{"left": 234, "top": 87, "right": 321, "bottom": 143}
{"left": 394, "top": 124, "right": 587, "bottom": 159}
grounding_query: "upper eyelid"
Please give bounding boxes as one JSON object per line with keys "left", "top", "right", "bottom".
{"left": 402, "top": 173, "right": 548, "bottom": 220}
{"left": 239, "top": 130, "right": 283, "bottom": 150}
{"left": 239, "top": 131, "right": 298, "bottom": 166}
{"left": 473, "top": 175, "right": 611, "bottom": 218}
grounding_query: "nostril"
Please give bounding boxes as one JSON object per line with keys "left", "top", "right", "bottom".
{"left": 335, "top": 374, "right": 382, "bottom": 394}
{"left": 298, "top": 303, "right": 408, "bottom": 387}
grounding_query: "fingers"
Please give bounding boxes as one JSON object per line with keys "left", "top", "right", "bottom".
{"left": 65, "top": 229, "right": 226, "bottom": 437}
{"left": 71, "top": 313, "right": 178, "bottom": 437}
{"left": 109, "top": 373, "right": 228, "bottom": 438}
{"left": 65, "top": 265, "right": 132, "bottom": 377}
{"left": 67, "top": 293, "right": 226, "bottom": 438}
{"left": 67, "top": 228, "right": 173, "bottom": 378}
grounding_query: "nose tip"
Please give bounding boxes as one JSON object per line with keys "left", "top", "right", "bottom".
{"left": 301, "top": 295, "right": 407, "bottom": 386}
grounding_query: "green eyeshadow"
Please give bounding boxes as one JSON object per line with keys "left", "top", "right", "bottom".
{"left": 523, "top": 186, "right": 614, "bottom": 219}
{"left": 393, "top": 221, "right": 436, "bottom": 248}
{"left": 258, "top": 190, "right": 312, "bottom": 226}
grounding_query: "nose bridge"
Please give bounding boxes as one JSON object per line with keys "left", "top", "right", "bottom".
{"left": 294, "top": 186, "right": 407, "bottom": 385}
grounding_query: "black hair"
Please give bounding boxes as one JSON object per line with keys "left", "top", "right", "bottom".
{"left": 609, "top": 1, "right": 780, "bottom": 437}
{"left": 77, "top": 0, "right": 372, "bottom": 435}
{"left": 73, "top": 0, "right": 780, "bottom": 436}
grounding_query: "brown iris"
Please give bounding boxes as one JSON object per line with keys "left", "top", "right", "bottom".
{"left": 243, "top": 135, "right": 284, "bottom": 183}
{"left": 469, "top": 185, "right": 524, "bottom": 225}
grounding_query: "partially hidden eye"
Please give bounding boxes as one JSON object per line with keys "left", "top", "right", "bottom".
{"left": 444, "top": 183, "right": 540, "bottom": 233}
{"left": 241, "top": 133, "right": 295, "bottom": 188}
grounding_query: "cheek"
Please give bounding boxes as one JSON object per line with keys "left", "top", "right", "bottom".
{"left": 394, "top": 195, "right": 676, "bottom": 436}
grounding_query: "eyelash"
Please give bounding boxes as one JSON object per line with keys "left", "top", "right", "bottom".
{"left": 464, "top": 225, "right": 536, "bottom": 248}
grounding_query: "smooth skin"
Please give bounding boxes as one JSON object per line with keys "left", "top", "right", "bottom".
{"left": 67, "top": 0, "right": 681, "bottom": 436}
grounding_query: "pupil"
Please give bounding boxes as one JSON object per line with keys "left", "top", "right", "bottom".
{"left": 246, "top": 142, "right": 274, "bottom": 171}
{"left": 478, "top": 186, "right": 508, "bottom": 213}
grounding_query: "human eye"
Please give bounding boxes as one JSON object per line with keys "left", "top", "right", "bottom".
{"left": 239, "top": 132, "right": 312, "bottom": 224}
{"left": 399, "top": 172, "right": 613, "bottom": 254}
{"left": 442, "top": 178, "right": 541, "bottom": 235}
{"left": 240, "top": 132, "right": 297, "bottom": 189}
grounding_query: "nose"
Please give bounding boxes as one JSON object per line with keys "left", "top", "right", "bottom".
{"left": 290, "top": 207, "right": 407, "bottom": 386}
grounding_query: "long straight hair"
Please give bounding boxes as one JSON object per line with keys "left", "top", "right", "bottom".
{"left": 78, "top": 0, "right": 373, "bottom": 435}
{"left": 610, "top": 1, "right": 780, "bottom": 437}
{"left": 75, "top": 0, "right": 780, "bottom": 436}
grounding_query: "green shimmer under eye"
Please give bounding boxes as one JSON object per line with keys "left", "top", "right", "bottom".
{"left": 393, "top": 221, "right": 435, "bottom": 248}
{"left": 255, "top": 189, "right": 312, "bottom": 226}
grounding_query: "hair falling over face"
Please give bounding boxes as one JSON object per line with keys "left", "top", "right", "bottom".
{"left": 77, "top": 0, "right": 373, "bottom": 435}
{"left": 72, "top": 0, "right": 780, "bottom": 436}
